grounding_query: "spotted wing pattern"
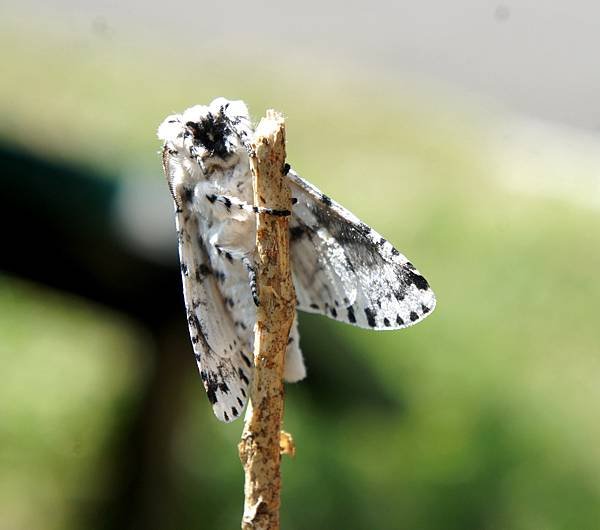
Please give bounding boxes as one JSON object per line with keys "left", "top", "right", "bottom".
{"left": 288, "top": 169, "right": 436, "bottom": 330}
{"left": 158, "top": 97, "right": 436, "bottom": 424}
{"left": 165, "top": 150, "right": 252, "bottom": 423}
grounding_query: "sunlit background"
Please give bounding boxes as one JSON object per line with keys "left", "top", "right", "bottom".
{"left": 2, "top": 2, "right": 600, "bottom": 529}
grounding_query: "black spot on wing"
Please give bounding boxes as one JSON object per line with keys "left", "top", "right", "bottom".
{"left": 240, "top": 352, "right": 252, "bottom": 368}
{"left": 238, "top": 368, "right": 250, "bottom": 385}
{"left": 207, "top": 389, "right": 218, "bottom": 405}
{"left": 405, "top": 269, "right": 429, "bottom": 290}
{"left": 186, "top": 311, "right": 215, "bottom": 364}
{"left": 320, "top": 194, "right": 332, "bottom": 206}
{"left": 187, "top": 311, "right": 200, "bottom": 332}
{"left": 347, "top": 305, "right": 356, "bottom": 323}
{"left": 396, "top": 314, "right": 404, "bottom": 326}
{"left": 196, "top": 263, "right": 212, "bottom": 281}
{"left": 409, "top": 311, "right": 419, "bottom": 322}
{"left": 203, "top": 374, "right": 218, "bottom": 404}
{"left": 364, "top": 307, "right": 377, "bottom": 327}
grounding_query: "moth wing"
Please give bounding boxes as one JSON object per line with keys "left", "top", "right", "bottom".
{"left": 165, "top": 149, "right": 252, "bottom": 423}
{"left": 288, "top": 168, "right": 436, "bottom": 330}
{"left": 290, "top": 216, "right": 358, "bottom": 316}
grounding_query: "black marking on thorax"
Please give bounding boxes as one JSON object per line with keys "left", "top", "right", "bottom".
{"left": 186, "top": 107, "right": 235, "bottom": 159}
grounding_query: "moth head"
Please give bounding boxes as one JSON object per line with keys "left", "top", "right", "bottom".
{"left": 180, "top": 98, "right": 250, "bottom": 170}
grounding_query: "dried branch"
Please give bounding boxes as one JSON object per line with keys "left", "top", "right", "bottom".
{"left": 238, "top": 110, "right": 295, "bottom": 530}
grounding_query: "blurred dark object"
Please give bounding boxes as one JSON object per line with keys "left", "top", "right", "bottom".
{"left": 0, "top": 143, "right": 186, "bottom": 530}
{"left": 0, "top": 144, "right": 178, "bottom": 324}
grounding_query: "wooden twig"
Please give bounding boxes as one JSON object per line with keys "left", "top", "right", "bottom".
{"left": 238, "top": 110, "right": 295, "bottom": 530}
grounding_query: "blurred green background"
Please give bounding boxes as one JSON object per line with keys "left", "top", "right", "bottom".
{"left": 2, "top": 6, "right": 600, "bottom": 530}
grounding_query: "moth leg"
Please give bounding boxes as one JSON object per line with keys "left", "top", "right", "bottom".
{"left": 205, "top": 193, "right": 291, "bottom": 216}
{"left": 242, "top": 256, "right": 259, "bottom": 307}
{"left": 209, "top": 237, "right": 259, "bottom": 306}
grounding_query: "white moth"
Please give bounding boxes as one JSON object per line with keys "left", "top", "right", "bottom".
{"left": 158, "top": 98, "right": 436, "bottom": 422}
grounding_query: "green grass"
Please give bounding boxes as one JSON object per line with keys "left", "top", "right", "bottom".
{"left": 0, "top": 276, "right": 150, "bottom": 530}
{"left": 1, "top": 24, "right": 600, "bottom": 530}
